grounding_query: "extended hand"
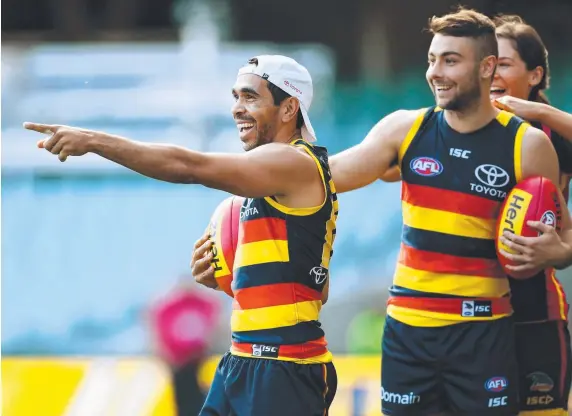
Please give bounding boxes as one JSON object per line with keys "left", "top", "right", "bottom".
{"left": 492, "top": 96, "right": 544, "bottom": 121}
{"left": 24, "top": 122, "right": 96, "bottom": 162}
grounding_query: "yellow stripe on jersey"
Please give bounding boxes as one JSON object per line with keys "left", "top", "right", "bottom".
{"left": 387, "top": 304, "right": 511, "bottom": 327}
{"left": 496, "top": 110, "right": 514, "bottom": 127}
{"left": 321, "top": 178, "right": 338, "bottom": 269}
{"left": 394, "top": 263, "right": 510, "bottom": 297}
{"left": 402, "top": 201, "right": 496, "bottom": 239}
{"left": 398, "top": 109, "right": 427, "bottom": 165}
{"left": 231, "top": 300, "right": 322, "bottom": 331}
{"left": 514, "top": 122, "right": 529, "bottom": 183}
{"left": 233, "top": 240, "right": 289, "bottom": 269}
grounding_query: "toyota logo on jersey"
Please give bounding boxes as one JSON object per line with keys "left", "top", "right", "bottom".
{"left": 474, "top": 164, "right": 510, "bottom": 188}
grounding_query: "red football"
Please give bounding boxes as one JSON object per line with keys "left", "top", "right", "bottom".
{"left": 496, "top": 176, "right": 562, "bottom": 279}
{"left": 207, "top": 196, "right": 243, "bottom": 297}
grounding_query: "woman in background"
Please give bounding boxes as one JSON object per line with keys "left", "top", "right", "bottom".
{"left": 491, "top": 15, "right": 572, "bottom": 416}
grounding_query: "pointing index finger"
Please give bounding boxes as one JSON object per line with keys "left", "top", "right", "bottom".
{"left": 23, "top": 122, "right": 57, "bottom": 134}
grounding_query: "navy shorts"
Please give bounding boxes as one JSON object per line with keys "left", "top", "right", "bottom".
{"left": 515, "top": 320, "right": 571, "bottom": 414}
{"left": 381, "top": 315, "right": 519, "bottom": 415}
{"left": 200, "top": 352, "right": 337, "bottom": 416}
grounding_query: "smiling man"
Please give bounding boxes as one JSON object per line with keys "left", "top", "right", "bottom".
{"left": 323, "top": 8, "right": 572, "bottom": 416}
{"left": 24, "top": 55, "right": 339, "bottom": 416}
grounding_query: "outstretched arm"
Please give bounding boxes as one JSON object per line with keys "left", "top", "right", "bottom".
{"left": 500, "top": 127, "right": 572, "bottom": 270}
{"left": 329, "top": 110, "right": 421, "bottom": 193}
{"left": 494, "top": 97, "right": 572, "bottom": 172}
{"left": 24, "top": 122, "right": 318, "bottom": 198}
{"left": 537, "top": 106, "right": 572, "bottom": 174}
{"left": 537, "top": 105, "right": 572, "bottom": 143}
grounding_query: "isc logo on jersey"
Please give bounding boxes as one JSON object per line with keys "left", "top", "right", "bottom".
{"left": 410, "top": 157, "right": 443, "bottom": 177}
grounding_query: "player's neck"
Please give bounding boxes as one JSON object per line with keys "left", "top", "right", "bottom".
{"left": 444, "top": 98, "right": 497, "bottom": 134}
{"left": 274, "top": 128, "right": 302, "bottom": 144}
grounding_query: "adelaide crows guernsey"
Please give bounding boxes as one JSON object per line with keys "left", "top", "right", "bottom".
{"left": 229, "top": 138, "right": 338, "bottom": 363}
{"left": 388, "top": 107, "right": 528, "bottom": 327}
{"left": 508, "top": 123, "right": 571, "bottom": 324}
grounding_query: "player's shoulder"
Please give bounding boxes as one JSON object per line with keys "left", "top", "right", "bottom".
{"left": 520, "top": 123, "right": 559, "bottom": 179}
{"left": 381, "top": 107, "right": 433, "bottom": 145}
{"left": 385, "top": 107, "right": 430, "bottom": 126}
{"left": 252, "top": 141, "right": 316, "bottom": 169}
{"left": 362, "top": 107, "right": 434, "bottom": 151}
{"left": 522, "top": 123, "right": 552, "bottom": 149}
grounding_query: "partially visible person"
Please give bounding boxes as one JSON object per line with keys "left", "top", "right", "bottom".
{"left": 327, "top": 8, "right": 572, "bottom": 415}
{"left": 376, "top": 14, "right": 572, "bottom": 415}
{"left": 492, "top": 15, "right": 572, "bottom": 201}
{"left": 148, "top": 281, "right": 220, "bottom": 416}
{"left": 491, "top": 15, "right": 572, "bottom": 416}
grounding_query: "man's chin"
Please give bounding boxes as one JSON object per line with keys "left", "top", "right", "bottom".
{"left": 241, "top": 139, "right": 257, "bottom": 152}
{"left": 436, "top": 97, "right": 451, "bottom": 109}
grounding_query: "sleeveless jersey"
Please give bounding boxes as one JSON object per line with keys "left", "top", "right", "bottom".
{"left": 508, "top": 123, "right": 571, "bottom": 323}
{"left": 388, "top": 107, "right": 527, "bottom": 327}
{"left": 229, "top": 138, "right": 338, "bottom": 364}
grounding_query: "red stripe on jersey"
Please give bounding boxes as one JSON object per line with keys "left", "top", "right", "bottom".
{"left": 388, "top": 296, "right": 512, "bottom": 315}
{"left": 402, "top": 182, "right": 500, "bottom": 219}
{"left": 239, "top": 217, "right": 287, "bottom": 244}
{"left": 232, "top": 337, "right": 328, "bottom": 359}
{"left": 399, "top": 244, "right": 506, "bottom": 278}
{"left": 233, "top": 283, "right": 322, "bottom": 310}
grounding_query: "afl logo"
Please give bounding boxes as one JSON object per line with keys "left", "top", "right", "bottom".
{"left": 485, "top": 377, "right": 508, "bottom": 392}
{"left": 540, "top": 210, "right": 556, "bottom": 228}
{"left": 410, "top": 157, "right": 443, "bottom": 177}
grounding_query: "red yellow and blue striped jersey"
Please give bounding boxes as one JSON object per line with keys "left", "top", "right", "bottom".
{"left": 389, "top": 106, "right": 527, "bottom": 327}
{"left": 508, "top": 123, "right": 571, "bottom": 323}
{"left": 230, "top": 138, "right": 338, "bottom": 363}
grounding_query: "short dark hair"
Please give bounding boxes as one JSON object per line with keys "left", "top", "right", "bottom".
{"left": 427, "top": 7, "right": 498, "bottom": 60}
{"left": 494, "top": 14, "right": 550, "bottom": 104}
{"left": 246, "top": 57, "right": 304, "bottom": 129}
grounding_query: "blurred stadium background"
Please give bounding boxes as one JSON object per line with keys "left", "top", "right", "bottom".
{"left": 2, "top": 0, "right": 572, "bottom": 414}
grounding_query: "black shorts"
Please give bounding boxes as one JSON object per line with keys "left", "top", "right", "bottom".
{"left": 515, "top": 320, "right": 572, "bottom": 414}
{"left": 381, "top": 316, "right": 519, "bottom": 415}
{"left": 200, "top": 352, "right": 337, "bottom": 416}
